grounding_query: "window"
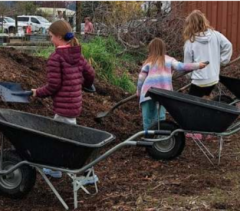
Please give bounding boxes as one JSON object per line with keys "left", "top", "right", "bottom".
{"left": 17, "top": 17, "right": 29, "bottom": 22}
{"left": 4, "top": 17, "right": 15, "bottom": 23}
{"left": 31, "top": 17, "right": 40, "bottom": 24}
{"left": 37, "top": 16, "right": 49, "bottom": 23}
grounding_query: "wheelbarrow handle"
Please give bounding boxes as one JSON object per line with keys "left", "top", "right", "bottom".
{"left": 136, "top": 141, "right": 153, "bottom": 147}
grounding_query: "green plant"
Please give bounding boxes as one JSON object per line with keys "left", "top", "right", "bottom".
{"left": 34, "top": 36, "right": 139, "bottom": 93}
{"left": 81, "top": 36, "right": 137, "bottom": 92}
{"left": 34, "top": 46, "right": 54, "bottom": 58}
{"left": 114, "top": 72, "right": 136, "bottom": 92}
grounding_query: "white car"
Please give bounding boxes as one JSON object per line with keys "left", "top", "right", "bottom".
{"left": 0, "top": 17, "right": 16, "bottom": 33}
{"left": 17, "top": 15, "right": 51, "bottom": 32}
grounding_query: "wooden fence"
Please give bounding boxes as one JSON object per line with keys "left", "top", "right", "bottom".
{"left": 181, "top": 1, "right": 240, "bottom": 58}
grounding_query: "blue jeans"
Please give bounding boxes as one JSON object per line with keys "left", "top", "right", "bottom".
{"left": 141, "top": 100, "right": 166, "bottom": 131}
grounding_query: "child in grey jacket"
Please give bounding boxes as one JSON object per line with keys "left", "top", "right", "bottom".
{"left": 183, "top": 10, "right": 232, "bottom": 97}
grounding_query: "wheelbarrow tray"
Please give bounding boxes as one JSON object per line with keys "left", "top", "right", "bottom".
{"left": 0, "top": 109, "right": 115, "bottom": 169}
{"left": 220, "top": 75, "right": 240, "bottom": 98}
{"left": 147, "top": 88, "right": 240, "bottom": 132}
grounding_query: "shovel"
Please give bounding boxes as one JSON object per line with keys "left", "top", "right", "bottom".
{"left": 95, "top": 93, "right": 137, "bottom": 120}
{"left": 0, "top": 82, "right": 32, "bottom": 103}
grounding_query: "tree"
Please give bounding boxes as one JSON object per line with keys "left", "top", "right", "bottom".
{"left": 95, "top": 1, "right": 185, "bottom": 58}
{"left": 81, "top": 1, "right": 99, "bottom": 20}
{"left": 13, "top": 2, "right": 38, "bottom": 15}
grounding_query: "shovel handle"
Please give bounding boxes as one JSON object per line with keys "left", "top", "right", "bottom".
{"left": 11, "top": 91, "right": 33, "bottom": 96}
{"left": 109, "top": 94, "right": 137, "bottom": 112}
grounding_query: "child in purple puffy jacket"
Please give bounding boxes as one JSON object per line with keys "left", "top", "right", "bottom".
{"left": 31, "top": 20, "right": 95, "bottom": 179}
{"left": 32, "top": 20, "right": 95, "bottom": 122}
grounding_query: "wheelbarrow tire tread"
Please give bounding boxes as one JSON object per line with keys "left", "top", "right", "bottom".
{"left": 146, "top": 120, "right": 185, "bottom": 160}
{"left": 0, "top": 149, "right": 36, "bottom": 199}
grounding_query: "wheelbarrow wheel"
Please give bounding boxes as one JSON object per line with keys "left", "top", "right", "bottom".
{"left": 146, "top": 121, "right": 185, "bottom": 160}
{"left": 0, "top": 149, "right": 36, "bottom": 199}
{"left": 212, "top": 95, "right": 233, "bottom": 104}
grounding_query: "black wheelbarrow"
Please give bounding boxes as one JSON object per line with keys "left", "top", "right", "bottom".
{"left": 213, "top": 75, "right": 240, "bottom": 105}
{"left": 0, "top": 109, "right": 170, "bottom": 209}
{"left": 145, "top": 87, "right": 240, "bottom": 165}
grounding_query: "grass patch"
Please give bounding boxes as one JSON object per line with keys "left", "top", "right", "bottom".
{"left": 81, "top": 36, "right": 139, "bottom": 93}
{"left": 35, "top": 46, "right": 54, "bottom": 58}
{"left": 35, "top": 36, "right": 141, "bottom": 93}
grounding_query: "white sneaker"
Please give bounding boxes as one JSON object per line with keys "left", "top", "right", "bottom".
{"left": 43, "top": 168, "right": 62, "bottom": 178}
{"left": 81, "top": 174, "right": 99, "bottom": 186}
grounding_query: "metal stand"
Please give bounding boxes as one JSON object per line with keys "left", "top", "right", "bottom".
{"left": 37, "top": 167, "right": 98, "bottom": 210}
{"left": 191, "top": 135, "right": 215, "bottom": 165}
{"left": 157, "top": 102, "right": 160, "bottom": 130}
{"left": 188, "top": 133, "right": 224, "bottom": 165}
{"left": 37, "top": 168, "right": 69, "bottom": 210}
{"left": 218, "top": 136, "right": 224, "bottom": 165}
{"left": 68, "top": 168, "right": 98, "bottom": 209}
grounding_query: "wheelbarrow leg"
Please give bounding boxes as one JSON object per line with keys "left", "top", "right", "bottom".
{"left": 37, "top": 168, "right": 69, "bottom": 210}
{"left": 190, "top": 135, "right": 214, "bottom": 165}
{"left": 218, "top": 136, "right": 224, "bottom": 165}
{"left": 68, "top": 167, "right": 99, "bottom": 209}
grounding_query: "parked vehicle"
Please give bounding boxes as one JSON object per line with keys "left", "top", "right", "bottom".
{"left": 0, "top": 17, "right": 16, "bottom": 33}
{"left": 17, "top": 15, "right": 51, "bottom": 33}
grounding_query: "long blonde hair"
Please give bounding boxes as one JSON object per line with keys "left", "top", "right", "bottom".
{"left": 183, "top": 10, "right": 213, "bottom": 42}
{"left": 49, "top": 20, "right": 79, "bottom": 47}
{"left": 144, "top": 38, "right": 165, "bottom": 67}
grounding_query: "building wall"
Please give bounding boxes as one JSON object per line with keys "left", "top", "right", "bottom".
{"left": 182, "top": 1, "right": 240, "bottom": 57}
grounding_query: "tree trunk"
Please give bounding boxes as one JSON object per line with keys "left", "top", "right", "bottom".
{"left": 76, "top": 1, "right": 81, "bottom": 36}
{"left": 147, "top": 2, "right": 151, "bottom": 17}
{"left": 156, "top": 2, "right": 162, "bottom": 17}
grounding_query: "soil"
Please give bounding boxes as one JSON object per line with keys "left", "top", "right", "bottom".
{"left": 0, "top": 48, "right": 240, "bottom": 211}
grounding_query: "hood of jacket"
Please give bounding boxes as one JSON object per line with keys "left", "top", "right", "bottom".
{"left": 55, "top": 46, "right": 81, "bottom": 65}
{"left": 194, "top": 29, "right": 213, "bottom": 44}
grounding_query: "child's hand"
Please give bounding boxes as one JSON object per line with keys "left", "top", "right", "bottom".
{"left": 199, "top": 61, "right": 209, "bottom": 69}
{"left": 31, "top": 89, "right": 37, "bottom": 97}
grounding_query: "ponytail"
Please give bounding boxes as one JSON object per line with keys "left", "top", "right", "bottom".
{"left": 70, "top": 37, "right": 80, "bottom": 47}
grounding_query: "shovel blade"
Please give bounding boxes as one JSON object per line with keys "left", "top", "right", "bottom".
{"left": 96, "top": 111, "right": 109, "bottom": 119}
{"left": 0, "top": 83, "right": 30, "bottom": 103}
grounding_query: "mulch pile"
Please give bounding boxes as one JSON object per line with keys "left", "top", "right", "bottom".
{"left": 0, "top": 48, "right": 240, "bottom": 211}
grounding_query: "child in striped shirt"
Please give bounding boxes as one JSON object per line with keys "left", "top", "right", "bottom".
{"left": 137, "top": 38, "right": 208, "bottom": 130}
